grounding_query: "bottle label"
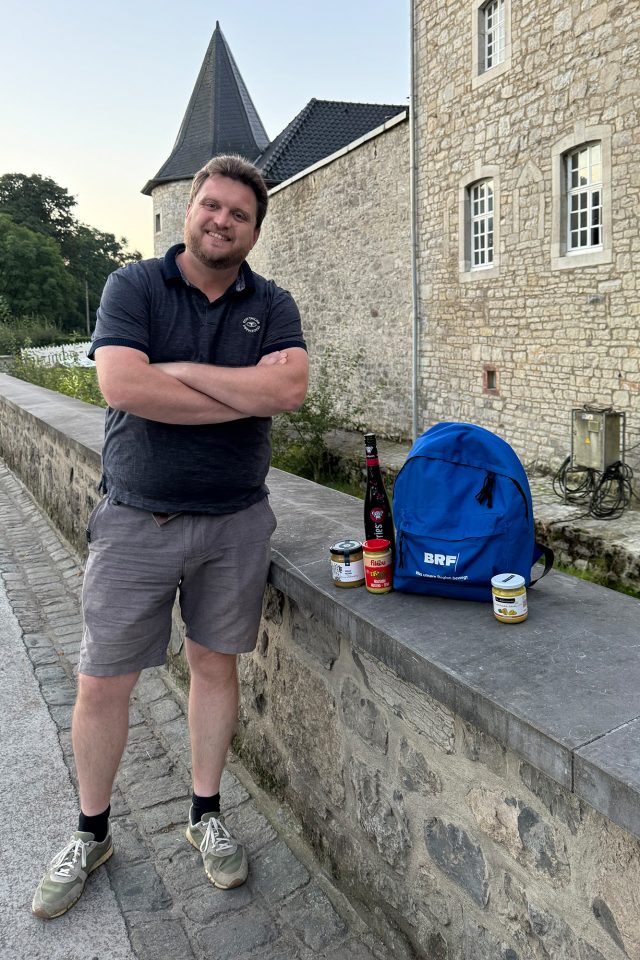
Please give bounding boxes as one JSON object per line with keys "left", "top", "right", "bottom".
{"left": 366, "top": 456, "right": 380, "bottom": 467}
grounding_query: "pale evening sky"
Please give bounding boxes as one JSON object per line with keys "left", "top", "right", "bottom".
{"left": 0, "top": 1, "right": 409, "bottom": 258}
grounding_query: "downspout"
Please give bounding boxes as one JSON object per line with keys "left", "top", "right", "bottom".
{"left": 409, "top": 0, "right": 421, "bottom": 441}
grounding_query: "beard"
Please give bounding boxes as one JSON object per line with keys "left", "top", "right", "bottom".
{"left": 183, "top": 222, "right": 246, "bottom": 270}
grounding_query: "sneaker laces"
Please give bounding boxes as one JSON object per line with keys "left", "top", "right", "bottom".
{"left": 200, "top": 817, "right": 237, "bottom": 857}
{"left": 50, "top": 837, "right": 89, "bottom": 879}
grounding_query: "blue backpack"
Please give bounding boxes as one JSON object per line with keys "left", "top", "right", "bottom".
{"left": 392, "top": 422, "right": 553, "bottom": 601}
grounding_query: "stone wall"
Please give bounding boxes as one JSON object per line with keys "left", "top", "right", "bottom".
{"left": 239, "top": 589, "right": 640, "bottom": 960}
{"left": 1, "top": 374, "right": 639, "bottom": 960}
{"left": 414, "top": 0, "right": 640, "bottom": 472}
{"left": 248, "top": 115, "right": 413, "bottom": 440}
{"left": 151, "top": 180, "right": 190, "bottom": 258}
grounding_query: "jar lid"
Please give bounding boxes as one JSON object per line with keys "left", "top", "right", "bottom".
{"left": 491, "top": 573, "right": 525, "bottom": 589}
{"left": 330, "top": 539, "right": 362, "bottom": 555}
{"left": 362, "top": 538, "right": 391, "bottom": 551}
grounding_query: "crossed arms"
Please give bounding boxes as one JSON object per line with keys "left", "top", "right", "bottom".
{"left": 94, "top": 346, "right": 309, "bottom": 425}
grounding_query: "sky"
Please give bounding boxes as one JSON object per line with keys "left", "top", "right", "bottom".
{"left": 0, "top": 1, "right": 409, "bottom": 258}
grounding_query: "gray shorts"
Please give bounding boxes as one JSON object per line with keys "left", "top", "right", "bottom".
{"left": 79, "top": 497, "right": 277, "bottom": 677}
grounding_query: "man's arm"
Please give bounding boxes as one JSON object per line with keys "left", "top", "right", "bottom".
{"left": 94, "top": 346, "right": 250, "bottom": 425}
{"left": 154, "top": 347, "right": 309, "bottom": 417}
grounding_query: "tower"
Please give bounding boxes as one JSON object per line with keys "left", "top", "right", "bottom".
{"left": 142, "top": 22, "right": 269, "bottom": 255}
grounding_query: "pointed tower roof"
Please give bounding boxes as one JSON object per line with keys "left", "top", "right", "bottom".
{"left": 142, "top": 22, "right": 269, "bottom": 195}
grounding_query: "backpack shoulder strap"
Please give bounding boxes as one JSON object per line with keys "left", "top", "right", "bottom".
{"left": 530, "top": 544, "right": 554, "bottom": 587}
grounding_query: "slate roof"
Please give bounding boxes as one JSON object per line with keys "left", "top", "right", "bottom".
{"left": 142, "top": 22, "right": 269, "bottom": 195}
{"left": 255, "top": 99, "right": 407, "bottom": 187}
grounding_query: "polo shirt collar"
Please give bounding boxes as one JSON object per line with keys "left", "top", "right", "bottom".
{"left": 162, "top": 244, "right": 256, "bottom": 294}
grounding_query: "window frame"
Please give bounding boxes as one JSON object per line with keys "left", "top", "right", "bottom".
{"left": 551, "top": 125, "right": 612, "bottom": 271}
{"left": 459, "top": 164, "right": 501, "bottom": 280}
{"left": 472, "top": 0, "right": 512, "bottom": 89}
{"left": 566, "top": 143, "right": 603, "bottom": 254}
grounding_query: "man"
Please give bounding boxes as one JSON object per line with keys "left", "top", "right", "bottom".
{"left": 32, "top": 155, "right": 308, "bottom": 919}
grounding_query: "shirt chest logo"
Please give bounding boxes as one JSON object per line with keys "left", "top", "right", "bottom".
{"left": 242, "top": 316, "right": 261, "bottom": 333}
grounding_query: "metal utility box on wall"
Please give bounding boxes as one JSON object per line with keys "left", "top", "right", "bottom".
{"left": 571, "top": 409, "right": 623, "bottom": 471}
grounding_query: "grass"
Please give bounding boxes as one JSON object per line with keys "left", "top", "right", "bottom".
{"left": 553, "top": 560, "right": 640, "bottom": 600}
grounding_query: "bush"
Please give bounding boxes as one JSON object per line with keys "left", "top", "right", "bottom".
{"left": 10, "top": 354, "right": 105, "bottom": 406}
{"left": 271, "top": 352, "right": 366, "bottom": 483}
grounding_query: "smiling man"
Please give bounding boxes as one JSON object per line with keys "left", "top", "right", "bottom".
{"left": 32, "top": 155, "right": 308, "bottom": 919}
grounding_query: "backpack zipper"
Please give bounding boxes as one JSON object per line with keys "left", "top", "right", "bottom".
{"left": 475, "top": 471, "right": 496, "bottom": 508}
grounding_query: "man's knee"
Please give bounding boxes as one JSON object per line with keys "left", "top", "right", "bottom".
{"left": 76, "top": 671, "right": 140, "bottom": 709}
{"left": 185, "top": 640, "right": 237, "bottom": 684}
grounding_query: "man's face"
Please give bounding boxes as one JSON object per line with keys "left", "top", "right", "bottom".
{"left": 184, "top": 175, "right": 260, "bottom": 270}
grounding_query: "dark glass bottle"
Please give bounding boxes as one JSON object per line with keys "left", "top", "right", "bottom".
{"left": 363, "top": 433, "right": 395, "bottom": 556}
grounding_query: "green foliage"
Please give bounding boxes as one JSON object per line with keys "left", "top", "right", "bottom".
{"left": 272, "top": 352, "right": 366, "bottom": 483}
{"left": 0, "top": 215, "right": 76, "bottom": 324}
{"left": 10, "top": 354, "right": 105, "bottom": 407}
{"left": 0, "top": 318, "right": 75, "bottom": 354}
{"left": 0, "top": 172, "right": 141, "bottom": 331}
{"left": 0, "top": 173, "right": 76, "bottom": 243}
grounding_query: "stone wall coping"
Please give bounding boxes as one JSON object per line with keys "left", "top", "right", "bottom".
{"left": 1, "top": 373, "right": 639, "bottom": 843}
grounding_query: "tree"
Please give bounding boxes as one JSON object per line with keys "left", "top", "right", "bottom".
{"left": 0, "top": 174, "right": 76, "bottom": 246}
{"left": 65, "top": 223, "right": 141, "bottom": 328}
{"left": 0, "top": 173, "right": 141, "bottom": 330}
{"left": 0, "top": 214, "right": 76, "bottom": 322}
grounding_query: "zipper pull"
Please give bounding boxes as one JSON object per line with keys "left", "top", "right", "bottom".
{"left": 475, "top": 471, "right": 495, "bottom": 508}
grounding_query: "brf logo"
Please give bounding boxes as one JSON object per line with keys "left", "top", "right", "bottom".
{"left": 423, "top": 552, "right": 459, "bottom": 568}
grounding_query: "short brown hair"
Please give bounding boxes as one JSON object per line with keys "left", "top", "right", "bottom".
{"left": 188, "top": 155, "right": 269, "bottom": 228}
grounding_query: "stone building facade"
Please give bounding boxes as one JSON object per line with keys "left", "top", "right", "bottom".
{"left": 249, "top": 114, "right": 413, "bottom": 439}
{"left": 146, "top": 3, "right": 639, "bottom": 474}
{"left": 414, "top": 0, "right": 640, "bottom": 470}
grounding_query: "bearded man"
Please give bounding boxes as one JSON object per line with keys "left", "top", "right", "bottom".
{"left": 33, "top": 155, "right": 308, "bottom": 918}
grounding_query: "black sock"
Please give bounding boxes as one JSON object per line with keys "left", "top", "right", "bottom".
{"left": 78, "top": 805, "right": 111, "bottom": 843}
{"left": 190, "top": 791, "right": 220, "bottom": 824}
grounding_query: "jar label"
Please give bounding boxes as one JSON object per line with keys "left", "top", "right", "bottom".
{"left": 493, "top": 592, "right": 528, "bottom": 619}
{"left": 331, "top": 558, "right": 365, "bottom": 583}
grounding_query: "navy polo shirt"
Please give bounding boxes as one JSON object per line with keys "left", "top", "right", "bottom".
{"left": 89, "top": 244, "right": 306, "bottom": 514}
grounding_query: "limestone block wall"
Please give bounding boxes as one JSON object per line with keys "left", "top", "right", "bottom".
{"left": 151, "top": 180, "right": 191, "bottom": 258}
{"left": 240, "top": 587, "right": 639, "bottom": 960}
{"left": 414, "top": 0, "right": 640, "bottom": 472}
{"left": 249, "top": 116, "right": 413, "bottom": 440}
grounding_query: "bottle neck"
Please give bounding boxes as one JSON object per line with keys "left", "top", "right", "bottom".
{"left": 366, "top": 455, "right": 380, "bottom": 468}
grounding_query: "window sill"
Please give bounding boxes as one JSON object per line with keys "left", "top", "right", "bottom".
{"left": 472, "top": 56, "right": 511, "bottom": 90}
{"left": 551, "top": 247, "right": 612, "bottom": 271}
{"left": 460, "top": 263, "right": 500, "bottom": 281}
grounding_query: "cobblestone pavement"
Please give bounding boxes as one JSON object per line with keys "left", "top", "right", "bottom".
{"left": 0, "top": 462, "right": 391, "bottom": 960}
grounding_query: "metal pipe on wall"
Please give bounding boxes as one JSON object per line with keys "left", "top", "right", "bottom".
{"left": 409, "top": 0, "right": 421, "bottom": 441}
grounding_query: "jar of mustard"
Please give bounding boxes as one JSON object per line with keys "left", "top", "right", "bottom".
{"left": 491, "top": 573, "right": 528, "bottom": 623}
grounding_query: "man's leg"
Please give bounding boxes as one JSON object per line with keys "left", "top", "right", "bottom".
{"left": 72, "top": 670, "right": 140, "bottom": 815}
{"left": 185, "top": 640, "right": 238, "bottom": 794}
{"left": 32, "top": 669, "right": 140, "bottom": 919}
{"left": 184, "top": 639, "right": 248, "bottom": 888}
